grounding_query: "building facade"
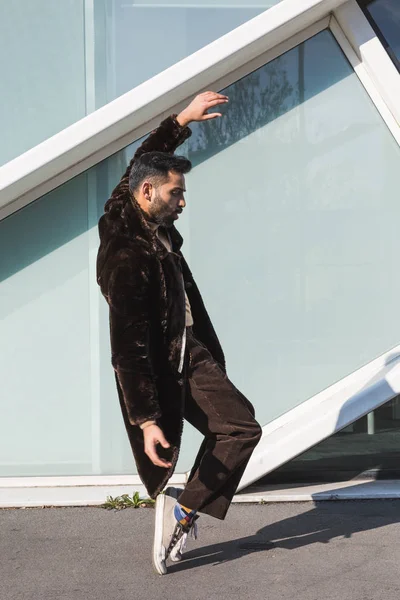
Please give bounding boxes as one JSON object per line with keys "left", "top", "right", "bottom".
{"left": 1, "top": 0, "right": 400, "bottom": 505}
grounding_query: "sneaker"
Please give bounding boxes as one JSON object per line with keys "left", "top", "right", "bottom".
{"left": 152, "top": 486, "right": 183, "bottom": 575}
{"left": 169, "top": 515, "right": 199, "bottom": 562}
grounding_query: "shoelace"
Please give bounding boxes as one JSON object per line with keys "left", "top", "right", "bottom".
{"left": 167, "top": 512, "right": 200, "bottom": 557}
{"left": 171, "top": 521, "right": 198, "bottom": 555}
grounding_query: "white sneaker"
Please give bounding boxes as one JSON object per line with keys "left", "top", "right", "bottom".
{"left": 152, "top": 486, "right": 182, "bottom": 575}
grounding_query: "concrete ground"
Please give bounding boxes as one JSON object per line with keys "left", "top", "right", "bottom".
{"left": 2, "top": 501, "right": 400, "bottom": 600}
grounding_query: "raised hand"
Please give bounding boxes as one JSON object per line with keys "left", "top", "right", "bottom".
{"left": 177, "top": 91, "right": 229, "bottom": 127}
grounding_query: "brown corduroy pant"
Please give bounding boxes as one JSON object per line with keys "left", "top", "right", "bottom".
{"left": 177, "top": 327, "right": 262, "bottom": 520}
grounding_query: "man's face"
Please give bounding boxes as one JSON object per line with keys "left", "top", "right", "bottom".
{"left": 147, "top": 171, "right": 186, "bottom": 228}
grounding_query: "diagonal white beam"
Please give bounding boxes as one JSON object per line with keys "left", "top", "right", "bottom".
{"left": 0, "top": 0, "right": 346, "bottom": 221}
{"left": 238, "top": 346, "right": 400, "bottom": 491}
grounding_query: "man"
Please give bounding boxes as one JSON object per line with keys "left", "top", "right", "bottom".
{"left": 97, "top": 91, "right": 262, "bottom": 575}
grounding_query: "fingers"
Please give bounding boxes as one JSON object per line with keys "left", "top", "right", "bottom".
{"left": 202, "top": 95, "right": 228, "bottom": 121}
{"left": 181, "top": 91, "right": 228, "bottom": 125}
{"left": 201, "top": 113, "right": 222, "bottom": 121}
{"left": 199, "top": 94, "right": 228, "bottom": 121}
{"left": 146, "top": 444, "right": 172, "bottom": 468}
{"left": 205, "top": 98, "right": 228, "bottom": 108}
{"left": 203, "top": 95, "right": 229, "bottom": 107}
{"left": 159, "top": 437, "right": 171, "bottom": 449}
{"left": 202, "top": 91, "right": 228, "bottom": 100}
{"left": 145, "top": 436, "right": 172, "bottom": 468}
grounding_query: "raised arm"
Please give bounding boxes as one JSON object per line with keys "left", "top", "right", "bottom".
{"left": 104, "top": 92, "right": 228, "bottom": 213}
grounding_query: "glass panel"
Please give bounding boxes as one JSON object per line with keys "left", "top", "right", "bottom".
{"left": 2, "top": 28, "right": 400, "bottom": 477}
{"left": 261, "top": 397, "right": 400, "bottom": 483}
{"left": 0, "top": 175, "right": 93, "bottom": 475}
{"left": 0, "top": 154, "right": 139, "bottom": 476}
{"left": 0, "top": 1, "right": 86, "bottom": 165}
{"left": 358, "top": 0, "right": 400, "bottom": 68}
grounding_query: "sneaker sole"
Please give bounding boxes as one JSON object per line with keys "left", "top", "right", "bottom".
{"left": 152, "top": 492, "right": 167, "bottom": 575}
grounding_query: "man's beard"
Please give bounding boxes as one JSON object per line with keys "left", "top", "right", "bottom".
{"left": 148, "top": 190, "right": 175, "bottom": 228}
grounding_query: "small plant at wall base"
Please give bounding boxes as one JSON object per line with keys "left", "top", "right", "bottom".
{"left": 102, "top": 492, "right": 155, "bottom": 510}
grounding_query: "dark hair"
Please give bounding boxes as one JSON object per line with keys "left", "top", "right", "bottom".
{"left": 129, "top": 151, "right": 192, "bottom": 194}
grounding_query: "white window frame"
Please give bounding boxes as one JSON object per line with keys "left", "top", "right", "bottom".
{"left": 2, "top": 0, "right": 400, "bottom": 505}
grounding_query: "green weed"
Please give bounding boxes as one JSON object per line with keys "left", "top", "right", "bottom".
{"left": 102, "top": 491, "right": 155, "bottom": 510}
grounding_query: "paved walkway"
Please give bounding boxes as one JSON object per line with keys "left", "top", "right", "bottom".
{"left": 2, "top": 501, "right": 400, "bottom": 600}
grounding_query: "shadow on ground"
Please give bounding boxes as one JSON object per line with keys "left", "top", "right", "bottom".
{"left": 169, "top": 498, "right": 400, "bottom": 573}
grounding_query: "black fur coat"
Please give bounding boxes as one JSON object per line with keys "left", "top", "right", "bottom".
{"left": 96, "top": 115, "right": 225, "bottom": 498}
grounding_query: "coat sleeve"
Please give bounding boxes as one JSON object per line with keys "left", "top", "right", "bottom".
{"left": 106, "top": 257, "right": 161, "bottom": 427}
{"left": 132, "top": 114, "right": 192, "bottom": 161}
